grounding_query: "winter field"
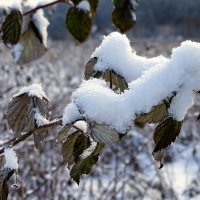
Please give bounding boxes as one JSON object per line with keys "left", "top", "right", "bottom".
{"left": 1, "top": 35, "right": 200, "bottom": 200}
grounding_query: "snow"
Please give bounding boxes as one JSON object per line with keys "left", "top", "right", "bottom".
{"left": 80, "top": 139, "right": 97, "bottom": 159}
{"left": 13, "top": 83, "right": 48, "bottom": 99}
{"left": 34, "top": 108, "right": 49, "bottom": 126}
{"left": 70, "top": 33, "right": 200, "bottom": 133}
{"left": 77, "top": 1, "right": 90, "bottom": 12}
{"left": 62, "top": 103, "right": 81, "bottom": 126}
{"left": 12, "top": 44, "right": 24, "bottom": 63}
{"left": 91, "top": 32, "right": 168, "bottom": 83}
{"left": 4, "top": 148, "right": 18, "bottom": 170}
{"left": 32, "top": 10, "right": 49, "bottom": 47}
{"left": 0, "top": 1, "right": 21, "bottom": 10}
{"left": 74, "top": 120, "right": 88, "bottom": 133}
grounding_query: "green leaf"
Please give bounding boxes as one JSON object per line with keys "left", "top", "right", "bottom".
{"left": 134, "top": 103, "right": 168, "bottom": 126}
{"left": 0, "top": 168, "right": 15, "bottom": 200}
{"left": 70, "top": 143, "right": 104, "bottom": 184}
{"left": 112, "top": 0, "right": 139, "bottom": 32}
{"left": 66, "top": 7, "right": 92, "bottom": 42}
{"left": 112, "top": 9, "right": 135, "bottom": 33}
{"left": 1, "top": 10, "right": 22, "bottom": 45}
{"left": 62, "top": 131, "right": 80, "bottom": 167}
{"left": 13, "top": 21, "right": 46, "bottom": 64}
{"left": 153, "top": 117, "right": 183, "bottom": 153}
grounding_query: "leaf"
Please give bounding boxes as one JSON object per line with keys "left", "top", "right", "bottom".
{"left": 57, "top": 124, "right": 74, "bottom": 143}
{"left": 112, "top": 0, "right": 137, "bottom": 33}
{"left": 134, "top": 103, "right": 168, "bottom": 126}
{"left": 13, "top": 21, "right": 46, "bottom": 64}
{"left": 102, "top": 70, "right": 128, "bottom": 92}
{"left": 6, "top": 93, "right": 49, "bottom": 137}
{"left": 66, "top": 7, "right": 92, "bottom": 42}
{"left": 1, "top": 10, "right": 22, "bottom": 45}
{"left": 90, "top": 124, "right": 124, "bottom": 144}
{"left": 70, "top": 143, "right": 104, "bottom": 184}
{"left": 62, "top": 131, "right": 80, "bottom": 167}
{"left": 71, "top": 0, "right": 82, "bottom": 5}
{"left": 73, "top": 134, "right": 91, "bottom": 162}
{"left": 152, "top": 149, "right": 164, "bottom": 169}
{"left": 153, "top": 117, "right": 183, "bottom": 153}
{"left": 84, "top": 57, "right": 99, "bottom": 80}
{"left": 0, "top": 168, "right": 15, "bottom": 200}
{"left": 88, "top": 0, "right": 98, "bottom": 15}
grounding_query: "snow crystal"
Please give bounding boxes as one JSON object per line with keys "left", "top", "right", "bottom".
{"left": 77, "top": 1, "right": 90, "bottom": 12}
{"left": 34, "top": 108, "right": 49, "bottom": 126}
{"left": 70, "top": 33, "right": 200, "bottom": 133}
{"left": 14, "top": 83, "right": 48, "bottom": 99}
{"left": 62, "top": 103, "right": 81, "bottom": 126}
{"left": 91, "top": 32, "right": 168, "bottom": 83}
{"left": 32, "top": 10, "right": 49, "bottom": 47}
{"left": 4, "top": 148, "right": 18, "bottom": 170}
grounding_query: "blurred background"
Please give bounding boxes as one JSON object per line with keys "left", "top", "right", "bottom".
{"left": 1, "top": 0, "right": 200, "bottom": 199}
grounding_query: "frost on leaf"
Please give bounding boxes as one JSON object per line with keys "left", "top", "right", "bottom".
{"left": 153, "top": 117, "right": 183, "bottom": 154}
{"left": 1, "top": 9, "right": 22, "bottom": 45}
{"left": 7, "top": 86, "right": 49, "bottom": 148}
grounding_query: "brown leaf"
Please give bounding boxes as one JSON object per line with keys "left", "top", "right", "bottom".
{"left": 7, "top": 93, "right": 49, "bottom": 137}
{"left": 0, "top": 168, "right": 15, "bottom": 200}
{"left": 153, "top": 117, "right": 183, "bottom": 153}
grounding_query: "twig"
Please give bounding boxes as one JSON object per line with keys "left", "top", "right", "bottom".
{"left": 0, "top": 119, "right": 62, "bottom": 155}
{"left": 23, "top": 0, "right": 69, "bottom": 16}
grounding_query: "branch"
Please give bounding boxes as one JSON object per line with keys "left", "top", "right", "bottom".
{"left": 0, "top": 119, "right": 62, "bottom": 155}
{"left": 0, "top": 0, "right": 71, "bottom": 33}
{"left": 23, "top": 0, "right": 70, "bottom": 16}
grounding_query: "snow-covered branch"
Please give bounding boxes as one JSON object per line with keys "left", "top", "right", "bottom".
{"left": 65, "top": 32, "right": 200, "bottom": 133}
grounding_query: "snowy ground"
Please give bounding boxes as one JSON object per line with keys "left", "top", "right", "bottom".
{"left": 1, "top": 35, "right": 200, "bottom": 200}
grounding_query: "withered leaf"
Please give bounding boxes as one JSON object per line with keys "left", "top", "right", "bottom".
{"left": 0, "top": 168, "right": 15, "bottom": 200}
{"left": 134, "top": 102, "right": 168, "bottom": 126}
{"left": 62, "top": 131, "right": 80, "bottom": 167}
{"left": 102, "top": 70, "right": 128, "bottom": 92}
{"left": 84, "top": 57, "right": 99, "bottom": 80}
{"left": 13, "top": 21, "right": 46, "bottom": 65}
{"left": 70, "top": 143, "right": 104, "bottom": 184}
{"left": 153, "top": 117, "right": 183, "bottom": 153}
{"left": 73, "top": 134, "right": 91, "bottom": 162}
{"left": 7, "top": 93, "right": 49, "bottom": 138}
{"left": 90, "top": 124, "right": 124, "bottom": 144}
